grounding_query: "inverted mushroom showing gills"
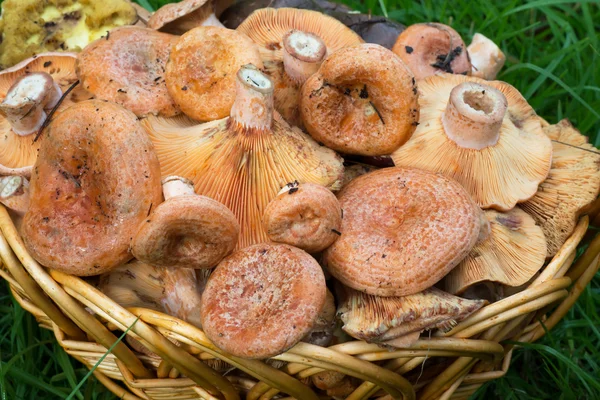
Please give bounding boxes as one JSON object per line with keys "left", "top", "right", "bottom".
{"left": 468, "top": 33, "right": 506, "bottom": 80}
{"left": 301, "top": 44, "right": 419, "bottom": 156}
{"left": 76, "top": 27, "right": 179, "bottom": 117}
{"left": 21, "top": 100, "right": 163, "bottom": 276}
{"left": 444, "top": 207, "right": 547, "bottom": 295}
{"left": 143, "top": 64, "right": 344, "bottom": 249}
{"left": 132, "top": 176, "right": 240, "bottom": 269}
{"left": 392, "top": 23, "right": 471, "bottom": 80}
{"left": 337, "top": 285, "right": 486, "bottom": 345}
{"left": 201, "top": 243, "right": 327, "bottom": 359}
{"left": 165, "top": 26, "right": 263, "bottom": 121}
{"left": 521, "top": 119, "right": 600, "bottom": 257}
{"left": 392, "top": 74, "right": 552, "bottom": 211}
{"left": 263, "top": 182, "right": 342, "bottom": 253}
{"left": 148, "top": 0, "right": 226, "bottom": 34}
{"left": 323, "top": 167, "right": 482, "bottom": 297}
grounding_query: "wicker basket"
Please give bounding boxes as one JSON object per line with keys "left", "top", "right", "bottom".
{"left": 1, "top": 198, "right": 599, "bottom": 400}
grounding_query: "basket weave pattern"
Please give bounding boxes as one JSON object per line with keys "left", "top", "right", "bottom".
{"left": 1, "top": 201, "right": 600, "bottom": 400}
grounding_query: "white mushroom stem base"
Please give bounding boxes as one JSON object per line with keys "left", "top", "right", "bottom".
{"left": 468, "top": 33, "right": 506, "bottom": 80}
{"left": 162, "top": 176, "right": 196, "bottom": 200}
{"left": 230, "top": 65, "right": 274, "bottom": 131}
{"left": 0, "top": 72, "right": 62, "bottom": 136}
{"left": 283, "top": 30, "right": 327, "bottom": 84}
{"left": 0, "top": 176, "right": 30, "bottom": 215}
{"left": 442, "top": 82, "right": 507, "bottom": 150}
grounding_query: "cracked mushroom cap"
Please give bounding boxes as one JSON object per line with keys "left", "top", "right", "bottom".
{"left": 337, "top": 285, "right": 486, "bottom": 344}
{"left": 392, "top": 23, "right": 471, "bottom": 80}
{"left": 263, "top": 182, "right": 342, "bottom": 253}
{"left": 0, "top": 53, "right": 89, "bottom": 176}
{"left": 301, "top": 43, "right": 419, "bottom": 156}
{"left": 323, "top": 167, "right": 482, "bottom": 297}
{"left": 165, "top": 26, "right": 263, "bottom": 121}
{"left": 391, "top": 74, "right": 552, "bottom": 211}
{"left": 76, "top": 27, "right": 179, "bottom": 117}
{"left": 236, "top": 8, "right": 363, "bottom": 62}
{"left": 132, "top": 176, "right": 240, "bottom": 269}
{"left": 148, "top": 0, "right": 227, "bottom": 34}
{"left": 21, "top": 100, "right": 162, "bottom": 276}
{"left": 201, "top": 243, "right": 327, "bottom": 359}
{"left": 520, "top": 119, "right": 600, "bottom": 257}
{"left": 143, "top": 64, "right": 344, "bottom": 249}
{"left": 445, "top": 207, "right": 547, "bottom": 295}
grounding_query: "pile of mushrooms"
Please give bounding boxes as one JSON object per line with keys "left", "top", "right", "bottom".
{"left": 1, "top": 1, "right": 599, "bottom": 396}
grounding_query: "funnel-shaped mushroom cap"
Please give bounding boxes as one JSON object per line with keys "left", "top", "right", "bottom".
{"left": 132, "top": 176, "right": 240, "bottom": 269}
{"left": 301, "top": 44, "right": 419, "bottom": 156}
{"left": 392, "top": 23, "right": 471, "bottom": 80}
{"left": 201, "top": 243, "right": 327, "bottom": 358}
{"left": 337, "top": 285, "right": 486, "bottom": 342}
{"left": 142, "top": 65, "right": 344, "bottom": 249}
{"left": 521, "top": 119, "right": 600, "bottom": 257}
{"left": 22, "top": 100, "right": 162, "bottom": 276}
{"left": 445, "top": 207, "right": 547, "bottom": 295}
{"left": 263, "top": 182, "right": 342, "bottom": 253}
{"left": 0, "top": 53, "right": 89, "bottom": 174}
{"left": 165, "top": 26, "right": 263, "bottom": 121}
{"left": 76, "top": 27, "right": 179, "bottom": 117}
{"left": 391, "top": 74, "right": 552, "bottom": 211}
{"left": 236, "top": 8, "right": 363, "bottom": 62}
{"left": 148, "top": 0, "right": 225, "bottom": 34}
{"left": 323, "top": 167, "right": 482, "bottom": 297}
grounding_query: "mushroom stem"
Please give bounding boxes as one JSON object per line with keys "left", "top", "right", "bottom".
{"left": 201, "top": 13, "right": 226, "bottom": 28}
{"left": 0, "top": 165, "right": 33, "bottom": 179}
{"left": 162, "top": 176, "right": 196, "bottom": 200}
{"left": 468, "top": 33, "right": 506, "bottom": 80}
{"left": 442, "top": 82, "right": 507, "bottom": 150}
{"left": 0, "top": 72, "right": 62, "bottom": 136}
{"left": 0, "top": 176, "right": 30, "bottom": 215}
{"left": 230, "top": 64, "right": 274, "bottom": 131}
{"left": 282, "top": 30, "right": 326, "bottom": 84}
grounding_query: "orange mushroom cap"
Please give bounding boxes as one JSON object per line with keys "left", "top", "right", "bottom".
{"left": 392, "top": 23, "right": 471, "bottom": 80}
{"left": 22, "top": 100, "right": 162, "bottom": 276}
{"left": 76, "top": 27, "right": 179, "bottom": 117}
{"left": 323, "top": 167, "right": 482, "bottom": 297}
{"left": 148, "top": 0, "right": 226, "bottom": 34}
{"left": 201, "top": 243, "right": 327, "bottom": 359}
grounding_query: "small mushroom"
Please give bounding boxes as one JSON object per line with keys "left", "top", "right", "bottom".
{"left": 392, "top": 23, "right": 471, "bottom": 80}
{"left": 303, "top": 288, "right": 336, "bottom": 346}
{"left": 132, "top": 176, "right": 239, "bottom": 269}
{"left": 76, "top": 27, "right": 179, "bottom": 117}
{"left": 467, "top": 33, "right": 506, "bottom": 80}
{"left": 263, "top": 182, "right": 342, "bottom": 253}
{"left": 143, "top": 64, "right": 344, "bottom": 249}
{"left": 301, "top": 44, "right": 419, "bottom": 156}
{"left": 22, "top": 100, "right": 162, "bottom": 276}
{"left": 521, "top": 119, "right": 600, "bottom": 257}
{"left": 312, "top": 370, "right": 346, "bottom": 391}
{"left": 391, "top": 74, "right": 552, "bottom": 211}
{"left": 263, "top": 29, "right": 327, "bottom": 128}
{"left": 0, "top": 53, "right": 86, "bottom": 177}
{"left": 236, "top": 7, "right": 363, "bottom": 62}
{"left": 337, "top": 285, "right": 485, "bottom": 345}
{"left": 444, "top": 207, "right": 547, "bottom": 295}
{"left": 201, "top": 243, "right": 327, "bottom": 359}
{"left": 148, "top": 0, "right": 227, "bottom": 34}
{"left": 165, "top": 26, "right": 263, "bottom": 121}
{"left": 323, "top": 167, "right": 483, "bottom": 297}
{"left": 0, "top": 176, "right": 30, "bottom": 215}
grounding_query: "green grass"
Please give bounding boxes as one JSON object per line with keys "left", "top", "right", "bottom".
{"left": 1, "top": 0, "right": 599, "bottom": 399}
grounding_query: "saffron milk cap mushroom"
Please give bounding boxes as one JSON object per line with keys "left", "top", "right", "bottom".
{"left": 323, "top": 167, "right": 482, "bottom": 297}
{"left": 148, "top": 0, "right": 227, "bottom": 34}
{"left": 76, "top": 27, "right": 179, "bottom": 117}
{"left": 165, "top": 26, "right": 263, "bottom": 121}
{"left": 201, "top": 243, "right": 327, "bottom": 359}
{"left": 21, "top": 100, "right": 162, "bottom": 276}
{"left": 132, "top": 175, "right": 240, "bottom": 269}
{"left": 392, "top": 23, "right": 471, "bottom": 80}
{"left": 444, "top": 207, "right": 547, "bottom": 295}
{"left": 143, "top": 64, "right": 344, "bottom": 249}
{"left": 521, "top": 119, "right": 600, "bottom": 257}
{"left": 467, "top": 33, "right": 506, "bottom": 80}
{"left": 301, "top": 43, "right": 419, "bottom": 156}
{"left": 391, "top": 74, "right": 552, "bottom": 211}
{"left": 263, "top": 182, "right": 342, "bottom": 253}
